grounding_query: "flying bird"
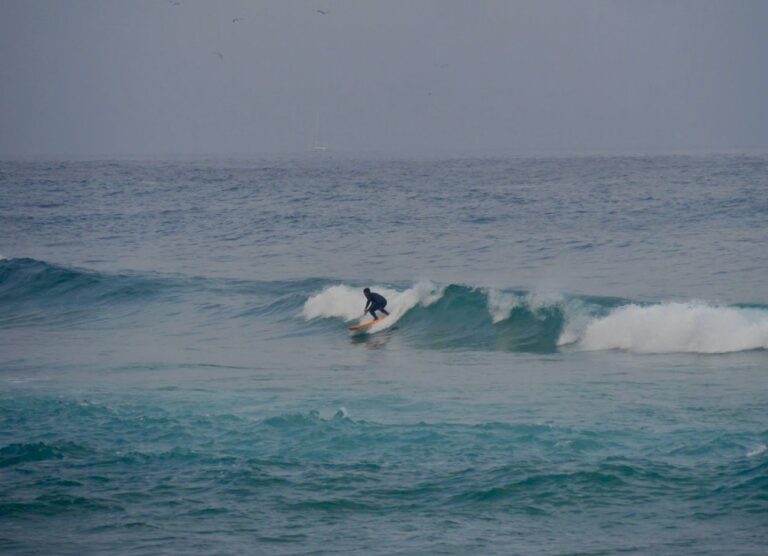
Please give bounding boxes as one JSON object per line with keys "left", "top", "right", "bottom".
{"left": 317, "top": 10, "right": 328, "bottom": 15}
{"left": 232, "top": 18, "right": 244, "bottom": 23}
{"left": 167, "top": 0, "right": 181, "bottom": 6}
{"left": 213, "top": 51, "right": 224, "bottom": 62}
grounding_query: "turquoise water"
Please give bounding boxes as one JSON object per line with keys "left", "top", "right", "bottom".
{"left": 1, "top": 154, "right": 767, "bottom": 554}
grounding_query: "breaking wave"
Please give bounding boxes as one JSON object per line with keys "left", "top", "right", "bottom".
{"left": 2, "top": 257, "right": 767, "bottom": 354}
{"left": 303, "top": 283, "right": 768, "bottom": 354}
{"left": 563, "top": 302, "right": 768, "bottom": 354}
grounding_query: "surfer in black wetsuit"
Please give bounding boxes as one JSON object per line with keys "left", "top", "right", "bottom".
{"left": 363, "top": 288, "right": 389, "bottom": 320}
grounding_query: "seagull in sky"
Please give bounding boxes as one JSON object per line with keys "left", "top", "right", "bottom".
{"left": 232, "top": 18, "right": 244, "bottom": 23}
{"left": 213, "top": 51, "right": 224, "bottom": 62}
{"left": 317, "top": 10, "right": 328, "bottom": 15}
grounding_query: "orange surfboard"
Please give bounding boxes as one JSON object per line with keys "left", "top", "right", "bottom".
{"left": 349, "top": 318, "right": 386, "bottom": 331}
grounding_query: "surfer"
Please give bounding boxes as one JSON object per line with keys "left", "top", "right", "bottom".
{"left": 363, "top": 288, "right": 389, "bottom": 320}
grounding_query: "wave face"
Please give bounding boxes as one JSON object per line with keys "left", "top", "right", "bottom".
{"left": 0, "top": 257, "right": 175, "bottom": 328}
{"left": 0, "top": 257, "right": 167, "bottom": 303}
{"left": 2, "top": 257, "right": 767, "bottom": 354}
{"left": 308, "top": 283, "right": 572, "bottom": 352}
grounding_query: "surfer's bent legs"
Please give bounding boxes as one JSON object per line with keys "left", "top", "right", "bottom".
{"left": 369, "top": 303, "right": 389, "bottom": 319}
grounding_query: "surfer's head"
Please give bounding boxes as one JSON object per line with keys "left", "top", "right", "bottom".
{"left": 363, "top": 287, "right": 371, "bottom": 296}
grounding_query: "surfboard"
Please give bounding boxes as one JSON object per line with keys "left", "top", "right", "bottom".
{"left": 349, "top": 318, "right": 386, "bottom": 331}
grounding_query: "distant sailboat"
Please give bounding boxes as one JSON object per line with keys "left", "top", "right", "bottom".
{"left": 313, "top": 112, "right": 328, "bottom": 152}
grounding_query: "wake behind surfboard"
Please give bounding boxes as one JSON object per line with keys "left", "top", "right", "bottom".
{"left": 349, "top": 317, "right": 386, "bottom": 331}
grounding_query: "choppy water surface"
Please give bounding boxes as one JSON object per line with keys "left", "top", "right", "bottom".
{"left": 1, "top": 154, "right": 767, "bottom": 554}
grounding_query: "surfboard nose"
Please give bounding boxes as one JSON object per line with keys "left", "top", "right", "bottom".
{"left": 348, "top": 317, "right": 387, "bottom": 331}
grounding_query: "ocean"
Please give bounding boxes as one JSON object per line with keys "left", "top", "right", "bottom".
{"left": 1, "top": 153, "right": 767, "bottom": 554}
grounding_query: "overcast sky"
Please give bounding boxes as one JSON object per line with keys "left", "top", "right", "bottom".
{"left": 1, "top": 0, "right": 766, "bottom": 156}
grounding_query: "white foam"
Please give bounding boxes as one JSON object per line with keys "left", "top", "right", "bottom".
{"left": 747, "top": 444, "right": 767, "bottom": 458}
{"left": 302, "top": 281, "right": 444, "bottom": 332}
{"left": 302, "top": 284, "right": 366, "bottom": 321}
{"left": 571, "top": 302, "right": 768, "bottom": 354}
{"left": 485, "top": 289, "right": 564, "bottom": 323}
{"left": 486, "top": 289, "right": 523, "bottom": 323}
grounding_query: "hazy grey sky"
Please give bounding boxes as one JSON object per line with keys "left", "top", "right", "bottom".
{"left": 1, "top": 0, "right": 766, "bottom": 156}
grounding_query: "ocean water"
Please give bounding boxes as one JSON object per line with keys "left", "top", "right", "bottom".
{"left": 1, "top": 153, "right": 767, "bottom": 555}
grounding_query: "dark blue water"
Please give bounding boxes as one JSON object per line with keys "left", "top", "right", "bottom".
{"left": 1, "top": 154, "right": 767, "bottom": 554}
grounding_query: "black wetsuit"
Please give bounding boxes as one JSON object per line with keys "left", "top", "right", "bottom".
{"left": 365, "top": 292, "right": 389, "bottom": 319}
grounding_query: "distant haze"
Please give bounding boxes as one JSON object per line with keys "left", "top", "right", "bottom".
{"left": 1, "top": 0, "right": 766, "bottom": 156}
